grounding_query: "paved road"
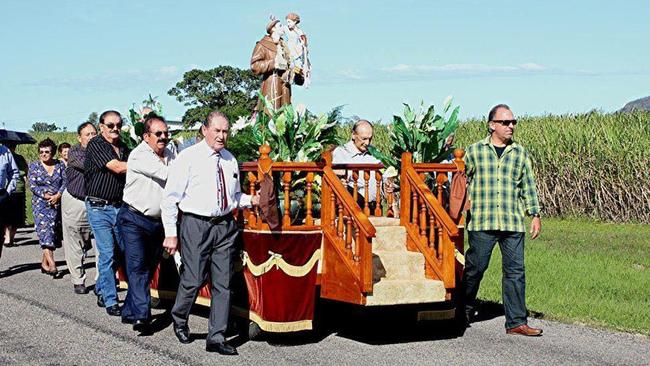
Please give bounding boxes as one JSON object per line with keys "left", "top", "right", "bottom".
{"left": 0, "top": 228, "right": 648, "bottom": 365}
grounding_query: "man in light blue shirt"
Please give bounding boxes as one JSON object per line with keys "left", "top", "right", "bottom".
{"left": 0, "top": 143, "right": 20, "bottom": 255}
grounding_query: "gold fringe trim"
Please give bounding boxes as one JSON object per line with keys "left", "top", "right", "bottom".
{"left": 231, "top": 305, "right": 312, "bottom": 332}
{"left": 242, "top": 249, "right": 321, "bottom": 277}
{"left": 455, "top": 248, "right": 465, "bottom": 266}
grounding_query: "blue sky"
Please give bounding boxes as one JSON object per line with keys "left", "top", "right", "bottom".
{"left": 1, "top": 0, "right": 649, "bottom": 131}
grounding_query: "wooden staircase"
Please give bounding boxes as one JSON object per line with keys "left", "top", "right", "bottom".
{"left": 367, "top": 217, "right": 446, "bottom": 305}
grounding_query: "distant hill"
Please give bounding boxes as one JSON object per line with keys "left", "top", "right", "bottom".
{"left": 620, "top": 96, "right": 650, "bottom": 112}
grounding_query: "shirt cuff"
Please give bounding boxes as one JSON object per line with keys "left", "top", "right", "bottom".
{"left": 163, "top": 224, "right": 177, "bottom": 237}
{"left": 238, "top": 193, "right": 252, "bottom": 208}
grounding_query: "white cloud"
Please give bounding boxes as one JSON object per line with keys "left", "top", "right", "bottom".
{"left": 381, "top": 62, "right": 549, "bottom": 74}
{"left": 336, "top": 68, "right": 363, "bottom": 80}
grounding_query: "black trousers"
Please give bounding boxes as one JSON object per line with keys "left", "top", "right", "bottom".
{"left": 171, "top": 213, "right": 238, "bottom": 344}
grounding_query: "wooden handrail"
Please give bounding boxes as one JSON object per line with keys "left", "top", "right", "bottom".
{"left": 322, "top": 166, "right": 376, "bottom": 238}
{"left": 404, "top": 167, "right": 459, "bottom": 237}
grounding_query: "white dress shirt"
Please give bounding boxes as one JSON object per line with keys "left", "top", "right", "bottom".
{"left": 161, "top": 140, "right": 252, "bottom": 237}
{"left": 123, "top": 141, "right": 176, "bottom": 218}
{"left": 332, "top": 141, "right": 383, "bottom": 201}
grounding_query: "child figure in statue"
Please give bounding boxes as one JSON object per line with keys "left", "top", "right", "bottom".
{"left": 284, "top": 13, "right": 311, "bottom": 88}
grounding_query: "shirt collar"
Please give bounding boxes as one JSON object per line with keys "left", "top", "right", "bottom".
{"left": 344, "top": 140, "right": 367, "bottom": 157}
{"left": 481, "top": 135, "right": 518, "bottom": 148}
{"left": 201, "top": 139, "right": 226, "bottom": 158}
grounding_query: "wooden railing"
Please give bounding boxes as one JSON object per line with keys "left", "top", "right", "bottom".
{"left": 330, "top": 163, "right": 393, "bottom": 217}
{"left": 240, "top": 146, "right": 376, "bottom": 302}
{"left": 399, "top": 150, "right": 466, "bottom": 290}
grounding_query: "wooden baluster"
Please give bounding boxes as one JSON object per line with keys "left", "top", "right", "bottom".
{"left": 419, "top": 199, "right": 427, "bottom": 242}
{"left": 363, "top": 170, "right": 371, "bottom": 216}
{"left": 386, "top": 177, "right": 395, "bottom": 217}
{"left": 411, "top": 191, "right": 418, "bottom": 226}
{"left": 353, "top": 222, "right": 361, "bottom": 262}
{"left": 305, "top": 172, "right": 314, "bottom": 226}
{"left": 374, "top": 170, "right": 382, "bottom": 216}
{"left": 352, "top": 170, "right": 359, "bottom": 204}
{"left": 247, "top": 172, "right": 257, "bottom": 228}
{"left": 345, "top": 216, "right": 353, "bottom": 252}
{"left": 337, "top": 199, "right": 344, "bottom": 239}
{"left": 330, "top": 191, "right": 336, "bottom": 228}
{"left": 282, "top": 171, "right": 292, "bottom": 227}
{"left": 436, "top": 172, "right": 446, "bottom": 206}
{"left": 438, "top": 218, "right": 444, "bottom": 261}
{"left": 429, "top": 213, "right": 435, "bottom": 249}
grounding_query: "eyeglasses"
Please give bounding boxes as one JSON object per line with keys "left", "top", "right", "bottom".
{"left": 39, "top": 150, "right": 52, "bottom": 155}
{"left": 102, "top": 122, "right": 123, "bottom": 130}
{"left": 150, "top": 130, "right": 170, "bottom": 138}
{"left": 492, "top": 119, "right": 517, "bottom": 126}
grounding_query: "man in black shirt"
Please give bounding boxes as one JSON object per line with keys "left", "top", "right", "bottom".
{"left": 84, "top": 110, "right": 129, "bottom": 316}
{"left": 62, "top": 122, "right": 97, "bottom": 295}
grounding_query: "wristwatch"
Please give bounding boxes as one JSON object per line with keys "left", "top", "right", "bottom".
{"left": 531, "top": 213, "right": 540, "bottom": 218}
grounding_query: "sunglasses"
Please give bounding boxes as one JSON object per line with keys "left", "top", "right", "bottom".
{"left": 39, "top": 150, "right": 52, "bottom": 155}
{"left": 102, "top": 122, "right": 123, "bottom": 130}
{"left": 492, "top": 119, "right": 517, "bottom": 126}
{"left": 150, "top": 130, "right": 170, "bottom": 138}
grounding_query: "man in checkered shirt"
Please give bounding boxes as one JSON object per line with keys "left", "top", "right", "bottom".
{"left": 463, "top": 104, "right": 543, "bottom": 336}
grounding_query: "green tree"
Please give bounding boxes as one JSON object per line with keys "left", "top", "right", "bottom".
{"left": 31, "top": 122, "right": 59, "bottom": 132}
{"left": 86, "top": 112, "right": 98, "bottom": 124}
{"left": 168, "top": 66, "right": 260, "bottom": 127}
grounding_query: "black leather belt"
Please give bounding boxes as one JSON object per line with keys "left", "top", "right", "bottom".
{"left": 124, "top": 203, "right": 161, "bottom": 221}
{"left": 86, "top": 196, "right": 122, "bottom": 207}
{"left": 184, "top": 212, "right": 233, "bottom": 225}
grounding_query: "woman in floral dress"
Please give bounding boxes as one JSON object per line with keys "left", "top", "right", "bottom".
{"left": 28, "top": 138, "right": 66, "bottom": 277}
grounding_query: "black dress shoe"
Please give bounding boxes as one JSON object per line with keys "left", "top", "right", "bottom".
{"left": 106, "top": 304, "right": 121, "bottom": 316}
{"left": 73, "top": 284, "right": 86, "bottom": 294}
{"left": 173, "top": 323, "right": 192, "bottom": 344}
{"left": 133, "top": 319, "right": 151, "bottom": 334}
{"left": 206, "top": 342, "right": 238, "bottom": 355}
{"left": 96, "top": 293, "right": 105, "bottom": 308}
{"left": 121, "top": 317, "right": 135, "bottom": 324}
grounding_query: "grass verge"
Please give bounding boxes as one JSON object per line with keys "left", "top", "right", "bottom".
{"left": 470, "top": 217, "right": 650, "bottom": 335}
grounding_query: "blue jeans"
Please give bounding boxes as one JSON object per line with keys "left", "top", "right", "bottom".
{"left": 85, "top": 200, "right": 123, "bottom": 308}
{"left": 116, "top": 205, "right": 163, "bottom": 321}
{"left": 464, "top": 230, "right": 527, "bottom": 329}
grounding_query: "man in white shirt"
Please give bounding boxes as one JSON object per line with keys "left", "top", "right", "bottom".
{"left": 117, "top": 114, "right": 175, "bottom": 334}
{"left": 332, "top": 120, "right": 386, "bottom": 213}
{"left": 161, "top": 111, "right": 258, "bottom": 355}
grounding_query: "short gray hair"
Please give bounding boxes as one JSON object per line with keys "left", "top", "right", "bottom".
{"left": 204, "top": 110, "right": 229, "bottom": 127}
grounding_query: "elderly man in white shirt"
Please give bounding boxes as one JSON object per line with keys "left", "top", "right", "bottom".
{"left": 161, "top": 111, "right": 258, "bottom": 355}
{"left": 116, "top": 114, "right": 176, "bottom": 334}
{"left": 332, "top": 119, "right": 389, "bottom": 213}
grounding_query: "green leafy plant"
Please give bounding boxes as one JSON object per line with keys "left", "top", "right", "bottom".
{"left": 237, "top": 92, "right": 342, "bottom": 162}
{"left": 368, "top": 97, "right": 460, "bottom": 168}
{"left": 120, "top": 95, "right": 164, "bottom": 150}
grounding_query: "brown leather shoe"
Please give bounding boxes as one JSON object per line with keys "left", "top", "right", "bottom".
{"left": 506, "top": 324, "right": 543, "bottom": 336}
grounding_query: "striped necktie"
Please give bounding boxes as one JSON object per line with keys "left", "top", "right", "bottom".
{"left": 216, "top": 153, "right": 228, "bottom": 212}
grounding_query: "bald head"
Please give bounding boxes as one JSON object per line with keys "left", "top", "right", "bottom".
{"left": 352, "top": 119, "right": 373, "bottom": 153}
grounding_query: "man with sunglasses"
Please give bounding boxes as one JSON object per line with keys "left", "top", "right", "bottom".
{"left": 84, "top": 110, "right": 130, "bottom": 316}
{"left": 116, "top": 114, "right": 175, "bottom": 334}
{"left": 463, "top": 104, "right": 543, "bottom": 336}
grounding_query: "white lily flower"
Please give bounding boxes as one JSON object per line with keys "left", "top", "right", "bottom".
{"left": 295, "top": 103, "right": 307, "bottom": 117}
{"left": 232, "top": 115, "right": 250, "bottom": 134}
{"left": 121, "top": 125, "right": 131, "bottom": 133}
{"left": 383, "top": 166, "right": 398, "bottom": 178}
{"left": 442, "top": 95, "right": 453, "bottom": 112}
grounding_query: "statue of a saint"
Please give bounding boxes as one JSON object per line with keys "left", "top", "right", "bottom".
{"left": 251, "top": 18, "right": 292, "bottom": 111}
